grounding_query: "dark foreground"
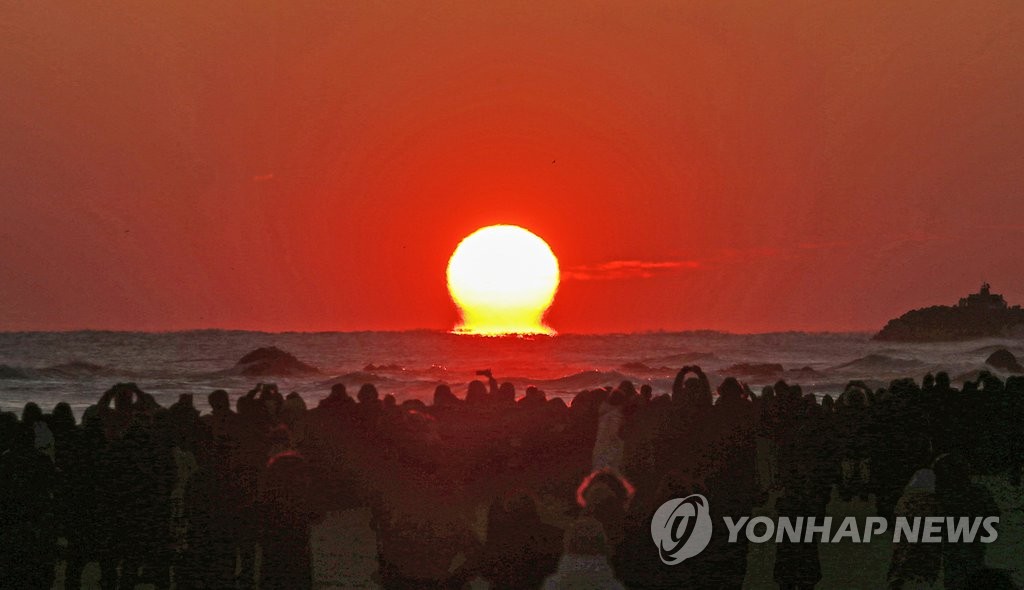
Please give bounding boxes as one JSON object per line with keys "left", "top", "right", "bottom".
{"left": 1, "top": 367, "right": 1022, "bottom": 589}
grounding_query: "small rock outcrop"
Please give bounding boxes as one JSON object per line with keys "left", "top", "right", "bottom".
{"left": 233, "top": 347, "right": 319, "bottom": 377}
{"left": 0, "top": 365, "right": 30, "bottom": 380}
{"left": 985, "top": 349, "right": 1023, "bottom": 373}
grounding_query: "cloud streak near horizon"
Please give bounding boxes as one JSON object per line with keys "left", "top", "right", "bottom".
{"left": 563, "top": 241, "right": 863, "bottom": 281}
{"left": 563, "top": 260, "right": 701, "bottom": 281}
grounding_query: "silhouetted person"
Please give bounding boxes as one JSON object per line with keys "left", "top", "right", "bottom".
{"left": 496, "top": 382, "right": 517, "bottom": 407}
{"left": 542, "top": 517, "right": 625, "bottom": 590}
{"left": 358, "top": 383, "right": 382, "bottom": 406}
{"left": 22, "top": 401, "right": 54, "bottom": 458}
{"left": 374, "top": 485, "right": 481, "bottom": 589}
{"left": 519, "top": 385, "right": 547, "bottom": 409}
{"left": 204, "top": 389, "right": 235, "bottom": 432}
{"left": 0, "top": 424, "right": 56, "bottom": 589}
{"left": 639, "top": 384, "right": 653, "bottom": 402}
{"left": 62, "top": 410, "right": 108, "bottom": 589}
{"left": 672, "top": 365, "right": 712, "bottom": 409}
{"left": 432, "top": 383, "right": 460, "bottom": 411}
{"left": 467, "top": 376, "right": 490, "bottom": 405}
{"left": 178, "top": 432, "right": 245, "bottom": 589}
{"left": 933, "top": 453, "right": 1000, "bottom": 589}
{"left": 258, "top": 451, "right": 321, "bottom": 589}
{"left": 97, "top": 407, "right": 173, "bottom": 589}
{"left": 258, "top": 383, "right": 285, "bottom": 421}
{"left": 774, "top": 483, "right": 824, "bottom": 590}
{"left": 620, "top": 390, "right": 670, "bottom": 497}
{"left": 576, "top": 469, "right": 634, "bottom": 559}
{"left": 887, "top": 469, "right": 942, "bottom": 589}
{"left": 280, "top": 391, "right": 309, "bottom": 447}
{"left": 614, "top": 470, "right": 704, "bottom": 589}
{"left": 701, "top": 376, "right": 758, "bottom": 589}
{"left": 482, "top": 490, "right": 562, "bottom": 590}
{"left": 322, "top": 383, "right": 354, "bottom": 408}
{"left": 592, "top": 389, "right": 627, "bottom": 472}
{"left": 97, "top": 383, "right": 139, "bottom": 441}
{"left": 836, "top": 383, "right": 872, "bottom": 501}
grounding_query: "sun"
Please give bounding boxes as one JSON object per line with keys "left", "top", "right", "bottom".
{"left": 447, "top": 225, "right": 560, "bottom": 335}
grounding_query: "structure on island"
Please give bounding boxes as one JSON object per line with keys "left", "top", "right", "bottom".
{"left": 874, "top": 284, "right": 1024, "bottom": 341}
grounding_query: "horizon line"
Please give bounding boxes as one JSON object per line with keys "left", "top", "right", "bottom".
{"left": 0, "top": 327, "right": 877, "bottom": 337}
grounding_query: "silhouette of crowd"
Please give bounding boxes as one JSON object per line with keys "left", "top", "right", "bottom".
{"left": 0, "top": 366, "right": 1020, "bottom": 589}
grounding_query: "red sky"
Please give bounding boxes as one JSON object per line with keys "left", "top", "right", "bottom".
{"left": 1, "top": 2, "right": 1022, "bottom": 333}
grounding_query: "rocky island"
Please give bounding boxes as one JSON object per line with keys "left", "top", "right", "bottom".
{"left": 875, "top": 284, "right": 1024, "bottom": 341}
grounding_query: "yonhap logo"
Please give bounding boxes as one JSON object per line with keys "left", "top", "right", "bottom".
{"left": 650, "top": 494, "right": 713, "bottom": 565}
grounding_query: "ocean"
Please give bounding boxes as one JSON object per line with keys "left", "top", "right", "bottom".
{"left": 0, "top": 330, "right": 1020, "bottom": 417}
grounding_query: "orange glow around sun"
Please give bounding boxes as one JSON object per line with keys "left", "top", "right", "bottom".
{"left": 447, "top": 225, "right": 560, "bottom": 335}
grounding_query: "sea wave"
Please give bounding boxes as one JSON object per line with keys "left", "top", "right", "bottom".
{"left": 0, "top": 361, "right": 128, "bottom": 381}
{"left": 830, "top": 354, "right": 925, "bottom": 374}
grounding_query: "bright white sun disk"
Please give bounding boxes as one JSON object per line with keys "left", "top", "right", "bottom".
{"left": 447, "top": 225, "right": 560, "bottom": 335}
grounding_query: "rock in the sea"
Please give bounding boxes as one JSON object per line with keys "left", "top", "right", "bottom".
{"left": 234, "top": 347, "right": 319, "bottom": 377}
{"left": 985, "top": 349, "right": 1023, "bottom": 373}
{"left": 0, "top": 365, "right": 31, "bottom": 380}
